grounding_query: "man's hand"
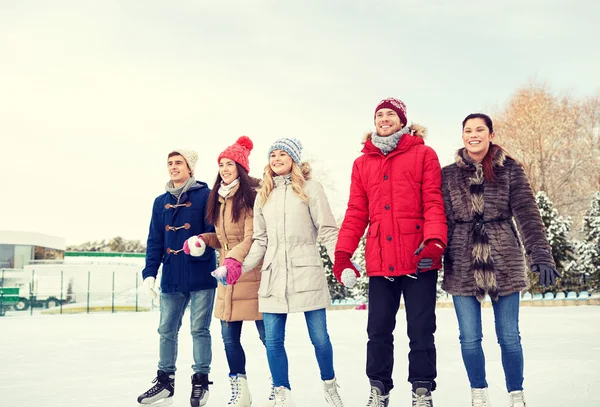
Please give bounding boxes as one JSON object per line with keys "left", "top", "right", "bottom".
{"left": 414, "top": 239, "right": 445, "bottom": 271}
{"left": 333, "top": 251, "right": 361, "bottom": 286}
{"left": 143, "top": 277, "right": 158, "bottom": 299}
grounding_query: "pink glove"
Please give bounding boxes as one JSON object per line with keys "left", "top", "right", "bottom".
{"left": 224, "top": 258, "right": 242, "bottom": 285}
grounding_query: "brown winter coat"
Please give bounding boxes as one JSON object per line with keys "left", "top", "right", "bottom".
{"left": 441, "top": 147, "right": 555, "bottom": 300}
{"left": 201, "top": 184, "right": 262, "bottom": 321}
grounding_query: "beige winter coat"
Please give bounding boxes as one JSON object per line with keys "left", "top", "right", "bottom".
{"left": 201, "top": 184, "right": 262, "bottom": 322}
{"left": 243, "top": 175, "right": 338, "bottom": 313}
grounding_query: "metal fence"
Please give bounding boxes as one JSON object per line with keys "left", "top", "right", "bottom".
{"left": 0, "top": 267, "right": 155, "bottom": 317}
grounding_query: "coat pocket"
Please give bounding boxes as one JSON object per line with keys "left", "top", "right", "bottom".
{"left": 257, "top": 265, "right": 273, "bottom": 297}
{"left": 365, "top": 221, "right": 382, "bottom": 273}
{"left": 397, "top": 219, "right": 424, "bottom": 270}
{"left": 290, "top": 257, "right": 324, "bottom": 292}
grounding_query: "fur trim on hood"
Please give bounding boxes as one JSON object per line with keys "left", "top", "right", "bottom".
{"left": 363, "top": 123, "right": 427, "bottom": 143}
{"left": 455, "top": 145, "right": 506, "bottom": 169}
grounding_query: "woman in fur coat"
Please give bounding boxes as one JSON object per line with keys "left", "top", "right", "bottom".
{"left": 241, "top": 138, "right": 344, "bottom": 407}
{"left": 441, "top": 113, "right": 560, "bottom": 407}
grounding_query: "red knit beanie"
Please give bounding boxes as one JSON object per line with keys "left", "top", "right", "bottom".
{"left": 217, "top": 136, "right": 253, "bottom": 173}
{"left": 374, "top": 97, "right": 407, "bottom": 125}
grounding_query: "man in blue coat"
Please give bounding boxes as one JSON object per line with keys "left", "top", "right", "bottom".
{"left": 137, "top": 149, "right": 217, "bottom": 407}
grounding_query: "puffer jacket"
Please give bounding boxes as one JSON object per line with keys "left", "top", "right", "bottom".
{"left": 142, "top": 182, "right": 217, "bottom": 293}
{"left": 243, "top": 173, "right": 338, "bottom": 314}
{"left": 201, "top": 184, "right": 262, "bottom": 322}
{"left": 336, "top": 127, "right": 447, "bottom": 276}
{"left": 442, "top": 147, "right": 555, "bottom": 300}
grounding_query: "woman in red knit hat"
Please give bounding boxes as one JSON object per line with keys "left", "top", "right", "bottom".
{"left": 184, "top": 136, "right": 271, "bottom": 407}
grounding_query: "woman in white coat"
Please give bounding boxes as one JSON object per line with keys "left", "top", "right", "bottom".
{"left": 240, "top": 138, "right": 344, "bottom": 407}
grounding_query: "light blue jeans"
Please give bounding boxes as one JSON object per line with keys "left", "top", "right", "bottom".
{"left": 453, "top": 292, "right": 524, "bottom": 392}
{"left": 263, "top": 308, "right": 335, "bottom": 390}
{"left": 158, "top": 289, "right": 216, "bottom": 374}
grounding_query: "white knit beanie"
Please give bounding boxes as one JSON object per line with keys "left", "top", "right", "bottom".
{"left": 169, "top": 149, "right": 198, "bottom": 175}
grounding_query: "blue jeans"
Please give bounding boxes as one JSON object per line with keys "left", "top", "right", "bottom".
{"left": 158, "top": 289, "right": 216, "bottom": 374}
{"left": 221, "top": 319, "right": 267, "bottom": 375}
{"left": 263, "top": 309, "right": 335, "bottom": 390}
{"left": 452, "top": 292, "right": 524, "bottom": 392}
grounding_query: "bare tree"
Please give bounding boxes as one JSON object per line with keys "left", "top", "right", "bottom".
{"left": 493, "top": 83, "right": 598, "bottom": 230}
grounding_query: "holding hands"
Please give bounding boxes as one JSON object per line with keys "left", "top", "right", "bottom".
{"left": 211, "top": 258, "right": 243, "bottom": 286}
{"left": 183, "top": 235, "right": 206, "bottom": 256}
{"left": 414, "top": 239, "right": 445, "bottom": 272}
{"left": 333, "top": 251, "right": 362, "bottom": 288}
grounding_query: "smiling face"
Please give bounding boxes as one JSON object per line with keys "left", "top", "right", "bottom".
{"left": 269, "top": 149, "right": 293, "bottom": 176}
{"left": 375, "top": 108, "right": 404, "bottom": 137}
{"left": 219, "top": 158, "right": 239, "bottom": 185}
{"left": 167, "top": 154, "right": 191, "bottom": 187}
{"left": 462, "top": 118, "right": 495, "bottom": 162}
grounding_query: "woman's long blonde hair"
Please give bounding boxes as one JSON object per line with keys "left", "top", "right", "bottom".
{"left": 256, "top": 161, "right": 312, "bottom": 207}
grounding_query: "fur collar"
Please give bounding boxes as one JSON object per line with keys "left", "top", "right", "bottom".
{"left": 455, "top": 145, "right": 506, "bottom": 169}
{"left": 363, "top": 123, "right": 427, "bottom": 144}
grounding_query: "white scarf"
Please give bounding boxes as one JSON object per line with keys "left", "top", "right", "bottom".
{"left": 218, "top": 178, "right": 240, "bottom": 198}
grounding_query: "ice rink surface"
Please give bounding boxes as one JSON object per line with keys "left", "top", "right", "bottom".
{"left": 1, "top": 305, "right": 598, "bottom": 406}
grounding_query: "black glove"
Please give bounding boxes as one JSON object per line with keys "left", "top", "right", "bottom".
{"left": 531, "top": 264, "right": 560, "bottom": 287}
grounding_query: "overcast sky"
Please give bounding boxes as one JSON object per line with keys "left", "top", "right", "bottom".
{"left": 1, "top": 0, "right": 599, "bottom": 245}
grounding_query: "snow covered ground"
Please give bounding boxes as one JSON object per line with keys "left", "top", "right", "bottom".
{"left": 1, "top": 305, "right": 598, "bottom": 407}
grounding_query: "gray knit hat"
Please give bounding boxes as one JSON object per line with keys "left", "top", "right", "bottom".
{"left": 267, "top": 138, "right": 303, "bottom": 163}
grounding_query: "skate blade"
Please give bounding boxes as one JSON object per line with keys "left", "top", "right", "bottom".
{"left": 138, "top": 397, "right": 173, "bottom": 407}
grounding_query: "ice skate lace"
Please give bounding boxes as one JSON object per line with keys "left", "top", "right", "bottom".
{"left": 274, "top": 386, "right": 288, "bottom": 405}
{"left": 471, "top": 388, "right": 488, "bottom": 407}
{"left": 510, "top": 391, "right": 526, "bottom": 407}
{"left": 366, "top": 388, "right": 389, "bottom": 407}
{"left": 324, "top": 380, "right": 343, "bottom": 407}
{"left": 145, "top": 375, "right": 170, "bottom": 397}
{"left": 228, "top": 376, "right": 240, "bottom": 404}
{"left": 268, "top": 377, "right": 276, "bottom": 401}
{"left": 412, "top": 391, "right": 432, "bottom": 407}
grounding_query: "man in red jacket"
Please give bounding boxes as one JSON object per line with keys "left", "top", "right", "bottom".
{"left": 333, "top": 98, "right": 447, "bottom": 407}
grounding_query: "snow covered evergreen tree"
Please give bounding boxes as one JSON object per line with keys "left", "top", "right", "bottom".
{"left": 576, "top": 192, "right": 600, "bottom": 291}
{"left": 319, "top": 241, "right": 350, "bottom": 301}
{"left": 350, "top": 235, "right": 369, "bottom": 302}
{"left": 533, "top": 192, "right": 575, "bottom": 293}
{"left": 67, "top": 237, "right": 146, "bottom": 253}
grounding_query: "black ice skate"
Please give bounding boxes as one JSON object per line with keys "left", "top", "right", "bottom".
{"left": 137, "top": 370, "right": 175, "bottom": 406}
{"left": 366, "top": 380, "right": 389, "bottom": 407}
{"left": 190, "top": 372, "right": 212, "bottom": 407}
{"left": 411, "top": 381, "right": 433, "bottom": 407}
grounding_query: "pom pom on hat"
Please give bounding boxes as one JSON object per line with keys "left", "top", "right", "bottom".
{"left": 218, "top": 136, "right": 254, "bottom": 173}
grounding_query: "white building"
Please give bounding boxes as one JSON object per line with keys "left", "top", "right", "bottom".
{"left": 0, "top": 230, "right": 66, "bottom": 270}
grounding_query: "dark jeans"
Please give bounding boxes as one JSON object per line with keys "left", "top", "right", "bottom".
{"left": 221, "top": 319, "right": 266, "bottom": 375}
{"left": 366, "top": 270, "right": 438, "bottom": 393}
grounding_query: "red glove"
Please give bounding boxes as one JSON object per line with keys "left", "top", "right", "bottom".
{"left": 332, "top": 251, "right": 360, "bottom": 285}
{"left": 414, "top": 239, "right": 445, "bottom": 270}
